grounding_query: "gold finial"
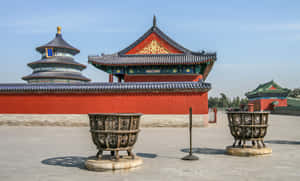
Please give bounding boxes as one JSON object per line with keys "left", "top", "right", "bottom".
{"left": 57, "top": 26, "right": 62, "bottom": 34}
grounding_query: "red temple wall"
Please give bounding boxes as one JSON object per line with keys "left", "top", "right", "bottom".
{"left": 0, "top": 92, "right": 208, "bottom": 114}
{"left": 124, "top": 75, "right": 203, "bottom": 82}
{"left": 248, "top": 100, "right": 261, "bottom": 111}
{"left": 248, "top": 98, "right": 287, "bottom": 111}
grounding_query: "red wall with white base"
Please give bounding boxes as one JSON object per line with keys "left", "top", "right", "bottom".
{"left": 0, "top": 92, "right": 208, "bottom": 114}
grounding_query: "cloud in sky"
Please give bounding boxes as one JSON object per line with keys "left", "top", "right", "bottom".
{"left": 241, "top": 22, "right": 300, "bottom": 32}
{"left": 4, "top": 10, "right": 300, "bottom": 35}
{"left": 173, "top": 17, "right": 300, "bottom": 33}
{"left": 0, "top": 12, "right": 135, "bottom": 34}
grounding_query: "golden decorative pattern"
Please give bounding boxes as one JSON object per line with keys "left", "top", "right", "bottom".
{"left": 137, "top": 40, "right": 170, "bottom": 54}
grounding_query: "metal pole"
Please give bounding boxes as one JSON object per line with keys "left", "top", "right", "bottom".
{"left": 182, "top": 107, "right": 199, "bottom": 160}
{"left": 189, "top": 107, "right": 192, "bottom": 155}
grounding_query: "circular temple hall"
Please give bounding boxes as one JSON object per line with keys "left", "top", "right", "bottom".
{"left": 22, "top": 26, "right": 90, "bottom": 83}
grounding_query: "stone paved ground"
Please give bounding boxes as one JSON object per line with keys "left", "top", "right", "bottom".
{"left": 0, "top": 113, "right": 299, "bottom": 181}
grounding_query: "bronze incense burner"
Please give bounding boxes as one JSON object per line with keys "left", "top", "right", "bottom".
{"left": 88, "top": 113, "right": 142, "bottom": 160}
{"left": 227, "top": 111, "right": 269, "bottom": 148}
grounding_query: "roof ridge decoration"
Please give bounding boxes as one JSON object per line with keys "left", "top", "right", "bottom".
{"left": 153, "top": 15, "right": 156, "bottom": 27}
{"left": 57, "top": 26, "right": 62, "bottom": 35}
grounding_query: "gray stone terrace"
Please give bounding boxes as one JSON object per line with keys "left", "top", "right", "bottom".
{"left": 0, "top": 112, "right": 299, "bottom": 181}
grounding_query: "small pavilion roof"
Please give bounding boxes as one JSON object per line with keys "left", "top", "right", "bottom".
{"left": 36, "top": 26, "right": 80, "bottom": 54}
{"left": 245, "top": 80, "right": 290, "bottom": 98}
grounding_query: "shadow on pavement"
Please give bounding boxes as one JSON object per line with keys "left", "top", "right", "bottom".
{"left": 41, "top": 156, "right": 92, "bottom": 169}
{"left": 136, "top": 152, "right": 157, "bottom": 158}
{"left": 41, "top": 153, "right": 157, "bottom": 169}
{"left": 181, "top": 147, "right": 226, "bottom": 155}
{"left": 265, "top": 140, "right": 300, "bottom": 145}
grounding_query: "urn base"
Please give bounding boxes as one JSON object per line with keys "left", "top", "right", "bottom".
{"left": 85, "top": 155, "right": 143, "bottom": 171}
{"left": 226, "top": 146, "right": 272, "bottom": 156}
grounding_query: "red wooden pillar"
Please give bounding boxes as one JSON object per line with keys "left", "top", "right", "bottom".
{"left": 109, "top": 74, "right": 113, "bottom": 83}
{"left": 248, "top": 103, "right": 254, "bottom": 112}
{"left": 213, "top": 107, "right": 217, "bottom": 123}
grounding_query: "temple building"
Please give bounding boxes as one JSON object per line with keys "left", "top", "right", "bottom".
{"left": 0, "top": 17, "right": 216, "bottom": 126}
{"left": 89, "top": 16, "right": 216, "bottom": 83}
{"left": 246, "top": 80, "right": 289, "bottom": 111}
{"left": 22, "top": 26, "right": 90, "bottom": 83}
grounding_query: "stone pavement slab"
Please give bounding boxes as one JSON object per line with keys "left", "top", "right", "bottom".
{"left": 0, "top": 113, "right": 299, "bottom": 181}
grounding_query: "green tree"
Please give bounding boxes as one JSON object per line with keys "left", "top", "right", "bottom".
{"left": 208, "top": 94, "right": 248, "bottom": 108}
{"left": 220, "top": 93, "right": 229, "bottom": 107}
{"left": 289, "top": 88, "right": 300, "bottom": 98}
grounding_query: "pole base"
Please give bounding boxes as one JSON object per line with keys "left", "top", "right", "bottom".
{"left": 181, "top": 154, "right": 199, "bottom": 161}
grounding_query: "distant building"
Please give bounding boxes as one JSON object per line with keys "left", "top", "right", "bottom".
{"left": 22, "top": 26, "right": 90, "bottom": 83}
{"left": 246, "top": 80, "right": 289, "bottom": 111}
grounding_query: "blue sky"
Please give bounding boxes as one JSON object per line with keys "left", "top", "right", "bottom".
{"left": 0, "top": 0, "right": 299, "bottom": 97}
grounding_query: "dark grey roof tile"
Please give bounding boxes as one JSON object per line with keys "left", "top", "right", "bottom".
{"left": 28, "top": 56, "right": 86, "bottom": 69}
{"left": 88, "top": 53, "right": 216, "bottom": 66}
{"left": 0, "top": 82, "right": 211, "bottom": 93}
{"left": 36, "top": 34, "right": 80, "bottom": 54}
{"left": 22, "top": 71, "right": 91, "bottom": 81}
{"left": 117, "top": 24, "right": 190, "bottom": 55}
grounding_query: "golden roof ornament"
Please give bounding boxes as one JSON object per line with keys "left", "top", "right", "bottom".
{"left": 57, "top": 26, "right": 62, "bottom": 35}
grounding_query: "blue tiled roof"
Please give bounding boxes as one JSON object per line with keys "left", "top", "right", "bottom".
{"left": 0, "top": 81, "right": 211, "bottom": 93}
